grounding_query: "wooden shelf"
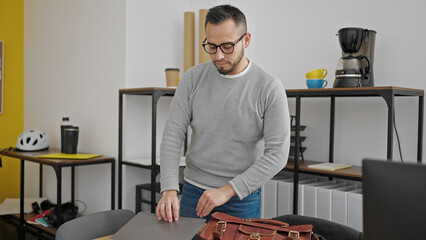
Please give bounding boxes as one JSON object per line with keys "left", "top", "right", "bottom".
{"left": 1, "top": 213, "right": 57, "bottom": 237}
{"left": 120, "top": 86, "right": 424, "bottom": 98}
{"left": 291, "top": 126, "right": 306, "bottom": 131}
{"left": 286, "top": 86, "right": 424, "bottom": 97}
{"left": 284, "top": 160, "right": 362, "bottom": 180}
{"left": 122, "top": 157, "right": 186, "bottom": 167}
{"left": 119, "top": 87, "right": 176, "bottom": 96}
{"left": 2, "top": 148, "right": 114, "bottom": 167}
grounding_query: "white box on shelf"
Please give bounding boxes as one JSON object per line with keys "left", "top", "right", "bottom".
{"left": 331, "top": 184, "right": 359, "bottom": 225}
{"left": 261, "top": 173, "right": 293, "bottom": 218}
{"left": 303, "top": 180, "right": 338, "bottom": 218}
{"left": 276, "top": 177, "right": 296, "bottom": 216}
{"left": 277, "top": 177, "right": 317, "bottom": 216}
{"left": 347, "top": 188, "right": 363, "bottom": 232}
{"left": 317, "top": 182, "right": 347, "bottom": 221}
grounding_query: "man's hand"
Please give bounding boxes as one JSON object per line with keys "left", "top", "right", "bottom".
{"left": 156, "top": 190, "right": 180, "bottom": 222}
{"left": 196, "top": 184, "right": 236, "bottom": 218}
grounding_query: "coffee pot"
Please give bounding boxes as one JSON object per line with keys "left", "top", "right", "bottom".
{"left": 335, "top": 55, "right": 370, "bottom": 87}
{"left": 333, "top": 27, "right": 376, "bottom": 88}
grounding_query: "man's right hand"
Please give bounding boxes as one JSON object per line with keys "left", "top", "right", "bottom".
{"left": 155, "top": 190, "right": 180, "bottom": 222}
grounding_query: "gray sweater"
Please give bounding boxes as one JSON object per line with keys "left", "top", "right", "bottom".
{"left": 160, "top": 61, "right": 290, "bottom": 199}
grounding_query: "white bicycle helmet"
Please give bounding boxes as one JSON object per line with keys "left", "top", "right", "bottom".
{"left": 16, "top": 129, "right": 50, "bottom": 151}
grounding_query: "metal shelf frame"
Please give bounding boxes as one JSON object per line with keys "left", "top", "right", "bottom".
{"left": 286, "top": 86, "right": 424, "bottom": 214}
{"left": 0, "top": 148, "right": 115, "bottom": 240}
{"left": 118, "top": 88, "right": 181, "bottom": 213}
{"left": 118, "top": 86, "right": 424, "bottom": 216}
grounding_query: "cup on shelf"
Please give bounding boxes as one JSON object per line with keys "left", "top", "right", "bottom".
{"left": 306, "top": 69, "right": 327, "bottom": 79}
{"left": 307, "top": 79, "right": 328, "bottom": 89}
{"left": 165, "top": 68, "right": 180, "bottom": 88}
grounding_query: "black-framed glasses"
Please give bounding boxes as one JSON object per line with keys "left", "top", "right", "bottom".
{"left": 202, "top": 33, "right": 246, "bottom": 54}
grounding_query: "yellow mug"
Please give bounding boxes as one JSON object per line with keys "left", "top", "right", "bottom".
{"left": 306, "top": 69, "right": 327, "bottom": 79}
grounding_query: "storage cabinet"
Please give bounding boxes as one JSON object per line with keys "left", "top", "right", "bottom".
{"left": 118, "top": 86, "right": 424, "bottom": 215}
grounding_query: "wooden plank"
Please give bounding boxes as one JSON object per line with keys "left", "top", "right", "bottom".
{"left": 7, "top": 214, "right": 57, "bottom": 236}
{"left": 0, "top": 148, "right": 113, "bottom": 167}
{"left": 118, "top": 86, "right": 423, "bottom": 97}
{"left": 285, "top": 160, "right": 362, "bottom": 179}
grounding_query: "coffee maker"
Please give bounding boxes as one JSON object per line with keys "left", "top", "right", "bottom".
{"left": 334, "top": 27, "right": 376, "bottom": 88}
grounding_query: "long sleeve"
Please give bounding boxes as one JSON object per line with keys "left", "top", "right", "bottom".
{"left": 229, "top": 79, "right": 290, "bottom": 199}
{"left": 160, "top": 71, "right": 192, "bottom": 193}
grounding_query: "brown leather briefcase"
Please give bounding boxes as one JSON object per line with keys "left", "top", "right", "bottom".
{"left": 198, "top": 212, "right": 319, "bottom": 240}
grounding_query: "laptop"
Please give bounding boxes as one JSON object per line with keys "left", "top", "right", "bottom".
{"left": 363, "top": 159, "right": 426, "bottom": 240}
{"left": 111, "top": 212, "right": 206, "bottom": 240}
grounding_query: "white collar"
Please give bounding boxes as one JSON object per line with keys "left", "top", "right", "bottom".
{"left": 220, "top": 58, "right": 252, "bottom": 79}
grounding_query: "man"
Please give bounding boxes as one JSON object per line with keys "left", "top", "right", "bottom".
{"left": 156, "top": 4, "right": 290, "bottom": 222}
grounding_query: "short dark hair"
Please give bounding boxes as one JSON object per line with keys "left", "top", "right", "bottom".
{"left": 205, "top": 5, "right": 247, "bottom": 33}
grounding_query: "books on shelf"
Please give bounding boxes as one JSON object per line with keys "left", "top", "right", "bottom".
{"left": 307, "top": 162, "right": 352, "bottom": 171}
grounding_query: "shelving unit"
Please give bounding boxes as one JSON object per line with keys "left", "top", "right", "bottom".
{"left": 0, "top": 148, "right": 115, "bottom": 240}
{"left": 286, "top": 86, "right": 424, "bottom": 214}
{"left": 118, "top": 86, "right": 424, "bottom": 215}
{"left": 118, "top": 87, "right": 184, "bottom": 213}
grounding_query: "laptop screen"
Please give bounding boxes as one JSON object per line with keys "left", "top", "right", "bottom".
{"left": 363, "top": 159, "right": 426, "bottom": 239}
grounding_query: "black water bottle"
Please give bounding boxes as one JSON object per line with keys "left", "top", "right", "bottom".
{"left": 61, "top": 117, "right": 72, "bottom": 153}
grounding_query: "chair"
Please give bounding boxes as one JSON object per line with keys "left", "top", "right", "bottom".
{"left": 55, "top": 209, "right": 135, "bottom": 240}
{"left": 272, "top": 214, "right": 362, "bottom": 240}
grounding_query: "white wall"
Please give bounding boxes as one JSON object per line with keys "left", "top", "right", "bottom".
{"left": 24, "top": 0, "right": 125, "bottom": 213}
{"left": 250, "top": 0, "right": 425, "bottom": 166}
{"left": 24, "top": 0, "right": 426, "bottom": 213}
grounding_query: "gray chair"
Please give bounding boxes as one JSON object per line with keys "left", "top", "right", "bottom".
{"left": 55, "top": 209, "right": 135, "bottom": 240}
{"left": 272, "top": 214, "right": 362, "bottom": 240}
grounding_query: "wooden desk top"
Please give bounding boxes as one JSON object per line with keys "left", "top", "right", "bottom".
{"left": 0, "top": 148, "right": 114, "bottom": 167}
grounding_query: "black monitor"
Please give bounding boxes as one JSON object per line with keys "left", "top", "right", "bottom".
{"left": 363, "top": 159, "right": 426, "bottom": 240}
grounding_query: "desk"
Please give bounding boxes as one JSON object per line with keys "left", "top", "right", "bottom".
{"left": 93, "top": 235, "right": 113, "bottom": 240}
{"left": 0, "top": 148, "right": 115, "bottom": 240}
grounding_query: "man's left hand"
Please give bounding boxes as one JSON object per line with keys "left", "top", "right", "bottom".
{"left": 196, "top": 184, "right": 236, "bottom": 218}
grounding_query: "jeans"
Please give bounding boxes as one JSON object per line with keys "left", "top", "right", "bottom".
{"left": 180, "top": 181, "right": 261, "bottom": 221}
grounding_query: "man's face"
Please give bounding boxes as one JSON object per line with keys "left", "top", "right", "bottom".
{"left": 205, "top": 19, "right": 250, "bottom": 75}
